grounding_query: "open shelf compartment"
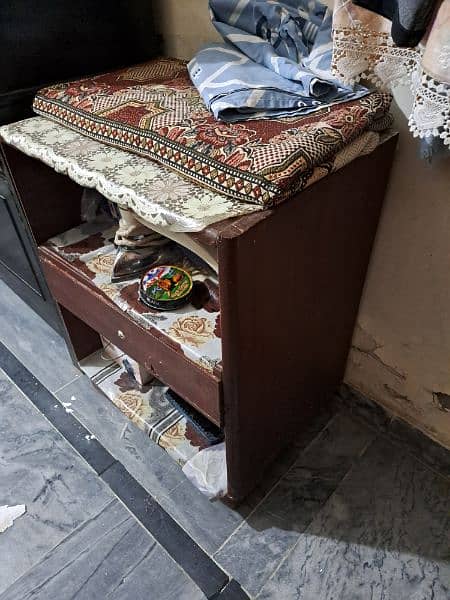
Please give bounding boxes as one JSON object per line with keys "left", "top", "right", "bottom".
{"left": 38, "top": 218, "right": 224, "bottom": 426}
{"left": 80, "top": 348, "right": 219, "bottom": 466}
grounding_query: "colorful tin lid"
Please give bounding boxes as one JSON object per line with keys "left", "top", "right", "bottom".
{"left": 139, "top": 265, "right": 193, "bottom": 311}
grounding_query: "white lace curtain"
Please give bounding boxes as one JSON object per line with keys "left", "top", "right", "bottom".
{"left": 331, "top": 0, "right": 450, "bottom": 148}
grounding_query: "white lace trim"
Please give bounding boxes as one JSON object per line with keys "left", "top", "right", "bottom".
{"left": 409, "top": 73, "right": 450, "bottom": 146}
{"left": 332, "top": 25, "right": 450, "bottom": 145}
{"left": 0, "top": 118, "right": 262, "bottom": 233}
{"left": 332, "top": 26, "right": 422, "bottom": 89}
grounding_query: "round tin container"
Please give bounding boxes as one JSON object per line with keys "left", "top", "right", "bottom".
{"left": 139, "top": 265, "right": 193, "bottom": 311}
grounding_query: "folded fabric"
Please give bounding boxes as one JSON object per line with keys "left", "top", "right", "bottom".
{"left": 0, "top": 117, "right": 261, "bottom": 232}
{"left": 33, "top": 58, "right": 391, "bottom": 205}
{"left": 0, "top": 117, "right": 382, "bottom": 231}
{"left": 353, "top": 0, "right": 439, "bottom": 47}
{"left": 188, "top": 0, "right": 367, "bottom": 121}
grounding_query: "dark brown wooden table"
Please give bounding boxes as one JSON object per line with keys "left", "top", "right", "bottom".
{"left": 0, "top": 134, "right": 397, "bottom": 503}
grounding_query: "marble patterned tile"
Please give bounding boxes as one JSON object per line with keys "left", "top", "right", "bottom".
{"left": 0, "top": 280, "right": 79, "bottom": 392}
{"left": 337, "top": 383, "right": 392, "bottom": 431}
{"left": 242, "top": 400, "right": 338, "bottom": 513}
{"left": 101, "top": 462, "right": 228, "bottom": 597}
{"left": 388, "top": 417, "right": 450, "bottom": 480}
{"left": 55, "top": 374, "right": 187, "bottom": 499}
{"left": 0, "top": 499, "right": 205, "bottom": 600}
{"left": 259, "top": 412, "right": 375, "bottom": 526}
{"left": 339, "top": 383, "right": 450, "bottom": 480}
{"left": 215, "top": 510, "right": 299, "bottom": 598}
{"left": 161, "top": 477, "right": 245, "bottom": 555}
{"left": 258, "top": 438, "right": 450, "bottom": 600}
{"left": 218, "top": 580, "right": 250, "bottom": 599}
{"left": 214, "top": 412, "right": 375, "bottom": 597}
{"left": 57, "top": 368, "right": 243, "bottom": 555}
{"left": 0, "top": 372, "right": 113, "bottom": 594}
{"left": 0, "top": 342, "right": 116, "bottom": 475}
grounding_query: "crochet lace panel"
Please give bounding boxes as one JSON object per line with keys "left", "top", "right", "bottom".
{"left": 409, "top": 73, "right": 450, "bottom": 147}
{"left": 332, "top": 25, "right": 450, "bottom": 146}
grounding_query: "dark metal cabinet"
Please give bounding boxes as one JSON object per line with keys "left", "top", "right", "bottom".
{"left": 0, "top": 146, "right": 62, "bottom": 329}
{"left": 0, "top": 0, "right": 160, "bottom": 329}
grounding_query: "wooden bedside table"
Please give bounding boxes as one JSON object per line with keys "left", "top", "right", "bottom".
{"left": 0, "top": 133, "right": 397, "bottom": 503}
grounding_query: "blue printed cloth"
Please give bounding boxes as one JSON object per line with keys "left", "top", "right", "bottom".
{"left": 188, "top": 0, "right": 368, "bottom": 121}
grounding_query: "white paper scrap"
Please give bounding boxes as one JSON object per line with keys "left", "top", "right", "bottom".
{"left": 0, "top": 505, "right": 26, "bottom": 533}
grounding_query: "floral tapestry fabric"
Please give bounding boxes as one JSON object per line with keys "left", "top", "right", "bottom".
{"left": 33, "top": 57, "right": 391, "bottom": 205}
{"left": 0, "top": 117, "right": 261, "bottom": 233}
{"left": 0, "top": 116, "right": 381, "bottom": 233}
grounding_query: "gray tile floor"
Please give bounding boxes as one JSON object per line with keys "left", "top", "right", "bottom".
{"left": 0, "top": 373, "right": 205, "bottom": 600}
{"left": 0, "top": 278, "right": 449, "bottom": 599}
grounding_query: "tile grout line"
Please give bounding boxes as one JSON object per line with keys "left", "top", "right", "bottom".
{"left": 98, "top": 460, "right": 233, "bottom": 598}
{"left": 96, "top": 473, "right": 223, "bottom": 599}
{"left": 0, "top": 371, "right": 123, "bottom": 597}
{"left": 339, "top": 399, "right": 450, "bottom": 484}
{"left": 0, "top": 498, "right": 120, "bottom": 600}
{"left": 52, "top": 373, "right": 83, "bottom": 394}
{"left": 54, "top": 375, "right": 179, "bottom": 475}
{"left": 1, "top": 371, "right": 220, "bottom": 594}
{"left": 59, "top": 361, "right": 238, "bottom": 555}
{"left": 51, "top": 367, "right": 219, "bottom": 554}
{"left": 0, "top": 344, "right": 248, "bottom": 599}
{"left": 213, "top": 411, "right": 341, "bottom": 558}
{"left": 0, "top": 331, "right": 80, "bottom": 395}
{"left": 251, "top": 428, "right": 379, "bottom": 598}
{"left": 376, "top": 424, "right": 450, "bottom": 484}
{"left": 253, "top": 434, "right": 380, "bottom": 599}
{"left": 213, "top": 412, "right": 344, "bottom": 597}
{"left": 0, "top": 366, "right": 117, "bottom": 476}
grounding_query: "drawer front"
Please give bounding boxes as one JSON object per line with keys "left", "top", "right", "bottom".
{"left": 40, "top": 251, "right": 223, "bottom": 426}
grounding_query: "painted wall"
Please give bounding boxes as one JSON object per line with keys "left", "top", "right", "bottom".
{"left": 346, "top": 92, "right": 450, "bottom": 449}
{"left": 153, "top": 1, "right": 220, "bottom": 59}
{"left": 153, "top": 0, "right": 450, "bottom": 449}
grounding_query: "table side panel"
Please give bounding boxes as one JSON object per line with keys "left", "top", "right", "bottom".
{"left": 219, "top": 136, "right": 398, "bottom": 502}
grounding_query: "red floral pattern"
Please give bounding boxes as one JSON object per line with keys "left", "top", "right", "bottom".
{"left": 194, "top": 122, "right": 257, "bottom": 148}
{"left": 34, "top": 58, "right": 392, "bottom": 206}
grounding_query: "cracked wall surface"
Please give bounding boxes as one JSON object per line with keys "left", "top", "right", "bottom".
{"left": 345, "top": 91, "right": 450, "bottom": 450}
{"left": 153, "top": 0, "right": 450, "bottom": 450}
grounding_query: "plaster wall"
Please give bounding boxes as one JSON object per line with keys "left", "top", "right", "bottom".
{"left": 153, "top": 0, "right": 450, "bottom": 449}
{"left": 346, "top": 90, "right": 450, "bottom": 449}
